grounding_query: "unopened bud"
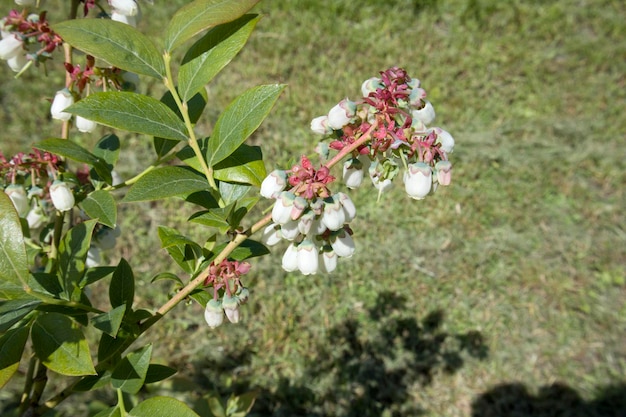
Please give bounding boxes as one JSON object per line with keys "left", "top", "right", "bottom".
{"left": 5, "top": 184, "right": 29, "bottom": 217}
{"left": 204, "top": 299, "right": 224, "bottom": 329}
{"left": 49, "top": 180, "right": 75, "bottom": 212}
{"left": 50, "top": 89, "right": 74, "bottom": 121}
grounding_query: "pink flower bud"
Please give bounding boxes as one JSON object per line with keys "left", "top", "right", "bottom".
{"left": 260, "top": 169, "right": 287, "bottom": 199}
{"left": 204, "top": 299, "right": 224, "bottom": 329}
{"left": 50, "top": 89, "right": 74, "bottom": 121}
{"left": 327, "top": 98, "right": 356, "bottom": 130}
{"left": 290, "top": 196, "right": 308, "bottom": 221}
{"left": 0, "top": 34, "right": 23, "bottom": 61}
{"left": 5, "top": 184, "right": 29, "bottom": 217}
{"left": 310, "top": 115, "right": 332, "bottom": 135}
{"left": 435, "top": 160, "right": 452, "bottom": 186}
{"left": 49, "top": 180, "right": 75, "bottom": 212}
{"left": 404, "top": 162, "right": 432, "bottom": 200}
{"left": 297, "top": 239, "right": 319, "bottom": 275}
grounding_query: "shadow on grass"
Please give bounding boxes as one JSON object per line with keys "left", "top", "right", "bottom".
{"left": 191, "top": 290, "right": 488, "bottom": 416}
{"left": 471, "top": 382, "right": 626, "bottom": 417}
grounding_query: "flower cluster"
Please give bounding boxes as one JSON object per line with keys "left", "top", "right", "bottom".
{"left": 311, "top": 66, "right": 455, "bottom": 200}
{"left": 1, "top": 149, "right": 70, "bottom": 222}
{"left": 0, "top": 8, "right": 63, "bottom": 72}
{"left": 203, "top": 259, "right": 251, "bottom": 328}
{"left": 260, "top": 156, "right": 356, "bottom": 275}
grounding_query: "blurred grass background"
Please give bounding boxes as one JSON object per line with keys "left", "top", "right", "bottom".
{"left": 1, "top": 0, "right": 625, "bottom": 416}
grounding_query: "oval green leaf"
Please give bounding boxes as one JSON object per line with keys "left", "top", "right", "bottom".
{"left": 58, "top": 219, "right": 97, "bottom": 300}
{"left": 213, "top": 144, "right": 265, "bottom": 186}
{"left": 164, "top": 0, "right": 260, "bottom": 52}
{"left": 32, "top": 313, "right": 96, "bottom": 376}
{"left": 110, "top": 258, "right": 134, "bottom": 312}
{"left": 91, "top": 304, "right": 126, "bottom": 337}
{"left": 129, "top": 397, "right": 200, "bottom": 417}
{"left": 53, "top": 19, "right": 165, "bottom": 78}
{"left": 207, "top": 84, "right": 285, "bottom": 166}
{"left": 111, "top": 344, "right": 152, "bottom": 394}
{"left": 0, "top": 193, "right": 29, "bottom": 289}
{"left": 123, "top": 166, "right": 210, "bottom": 202}
{"left": 0, "top": 326, "right": 29, "bottom": 388}
{"left": 0, "top": 298, "right": 41, "bottom": 332}
{"left": 81, "top": 190, "right": 117, "bottom": 229}
{"left": 67, "top": 92, "right": 189, "bottom": 141}
{"left": 179, "top": 14, "right": 259, "bottom": 101}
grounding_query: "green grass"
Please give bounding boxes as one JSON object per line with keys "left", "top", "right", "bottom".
{"left": 1, "top": 0, "right": 625, "bottom": 416}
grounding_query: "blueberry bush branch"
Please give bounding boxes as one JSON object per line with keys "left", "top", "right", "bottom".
{"left": 0, "top": 0, "right": 455, "bottom": 415}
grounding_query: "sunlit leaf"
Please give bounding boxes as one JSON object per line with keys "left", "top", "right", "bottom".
{"left": 111, "top": 344, "right": 152, "bottom": 394}
{"left": 0, "top": 326, "right": 29, "bottom": 388}
{"left": 53, "top": 19, "right": 165, "bottom": 78}
{"left": 32, "top": 313, "right": 96, "bottom": 376}
{"left": 124, "top": 166, "right": 210, "bottom": 202}
{"left": 0, "top": 193, "right": 29, "bottom": 290}
{"left": 81, "top": 190, "right": 117, "bottom": 229}
{"left": 164, "top": 0, "right": 260, "bottom": 52}
{"left": 58, "top": 219, "right": 97, "bottom": 301}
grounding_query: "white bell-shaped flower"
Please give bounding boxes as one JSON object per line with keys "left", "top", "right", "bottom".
{"left": 361, "top": 77, "right": 382, "bottom": 97}
{"left": 76, "top": 116, "right": 97, "bottom": 133}
{"left": 411, "top": 100, "right": 436, "bottom": 125}
{"left": 279, "top": 219, "right": 300, "bottom": 241}
{"left": 261, "top": 223, "right": 282, "bottom": 246}
{"left": 260, "top": 169, "right": 287, "bottom": 199}
{"left": 321, "top": 195, "right": 346, "bottom": 231}
{"left": 281, "top": 243, "right": 298, "bottom": 272}
{"left": 297, "top": 239, "right": 319, "bottom": 275}
{"left": 342, "top": 157, "right": 364, "bottom": 189}
{"left": 49, "top": 180, "right": 75, "bottom": 212}
{"left": 5, "top": 184, "right": 29, "bottom": 217}
{"left": 336, "top": 192, "right": 356, "bottom": 222}
{"left": 310, "top": 115, "right": 332, "bottom": 135}
{"left": 271, "top": 191, "right": 295, "bottom": 225}
{"left": 50, "top": 89, "right": 74, "bottom": 121}
{"left": 327, "top": 98, "right": 356, "bottom": 130}
{"left": 433, "top": 127, "right": 455, "bottom": 153}
{"left": 331, "top": 230, "right": 355, "bottom": 258}
{"left": 0, "top": 34, "right": 23, "bottom": 60}
{"left": 404, "top": 162, "right": 432, "bottom": 200}
{"left": 222, "top": 295, "right": 241, "bottom": 324}
{"left": 319, "top": 249, "right": 338, "bottom": 273}
{"left": 109, "top": 0, "right": 138, "bottom": 16}
{"left": 204, "top": 300, "right": 224, "bottom": 329}
{"left": 7, "top": 53, "right": 28, "bottom": 72}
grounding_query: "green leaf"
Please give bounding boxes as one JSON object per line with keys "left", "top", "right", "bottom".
{"left": 226, "top": 392, "right": 256, "bottom": 415}
{"left": 157, "top": 227, "right": 202, "bottom": 274}
{"left": 73, "top": 370, "right": 112, "bottom": 392}
{"left": 189, "top": 289, "right": 211, "bottom": 307}
{"left": 0, "top": 298, "right": 40, "bottom": 332}
{"left": 185, "top": 190, "right": 220, "bottom": 210}
{"left": 154, "top": 90, "right": 208, "bottom": 158}
{"left": 32, "top": 313, "right": 96, "bottom": 376}
{"left": 111, "top": 344, "right": 152, "bottom": 394}
{"left": 81, "top": 190, "right": 117, "bottom": 229}
{"left": 0, "top": 326, "right": 29, "bottom": 388}
{"left": 35, "top": 138, "right": 112, "bottom": 184}
{"left": 213, "top": 239, "right": 269, "bottom": 261}
{"left": 144, "top": 364, "right": 177, "bottom": 384}
{"left": 91, "top": 305, "right": 126, "bottom": 337}
{"left": 93, "top": 406, "right": 121, "bottom": 417}
{"left": 58, "top": 219, "right": 97, "bottom": 301}
{"left": 110, "top": 258, "right": 134, "bottom": 312}
{"left": 29, "top": 272, "right": 63, "bottom": 298}
{"left": 124, "top": 166, "right": 210, "bottom": 202}
{"left": 129, "top": 397, "right": 200, "bottom": 417}
{"left": 150, "top": 272, "right": 183, "bottom": 287}
{"left": 91, "top": 134, "right": 121, "bottom": 184}
{"left": 207, "top": 84, "right": 285, "bottom": 166}
{"left": 98, "top": 333, "right": 126, "bottom": 363}
{"left": 80, "top": 266, "right": 116, "bottom": 288}
{"left": 214, "top": 144, "right": 266, "bottom": 186}
{"left": 53, "top": 19, "right": 165, "bottom": 78}
{"left": 188, "top": 205, "right": 234, "bottom": 233}
{"left": 218, "top": 181, "right": 250, "bottom": 206}
{"left": 67, "top": 92, "right": 189, "bottom": 141}
{"left": 0, "top": 193, "right": 29, "bottom": 290}
{"left": 208, "top": 397, "right": 226, "bottom": 417}
{"left": 164, "top": 0, "right": 260, "bottom": 52}
{"left": 179, "top": 15, "right": 259, "bottom": 101}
